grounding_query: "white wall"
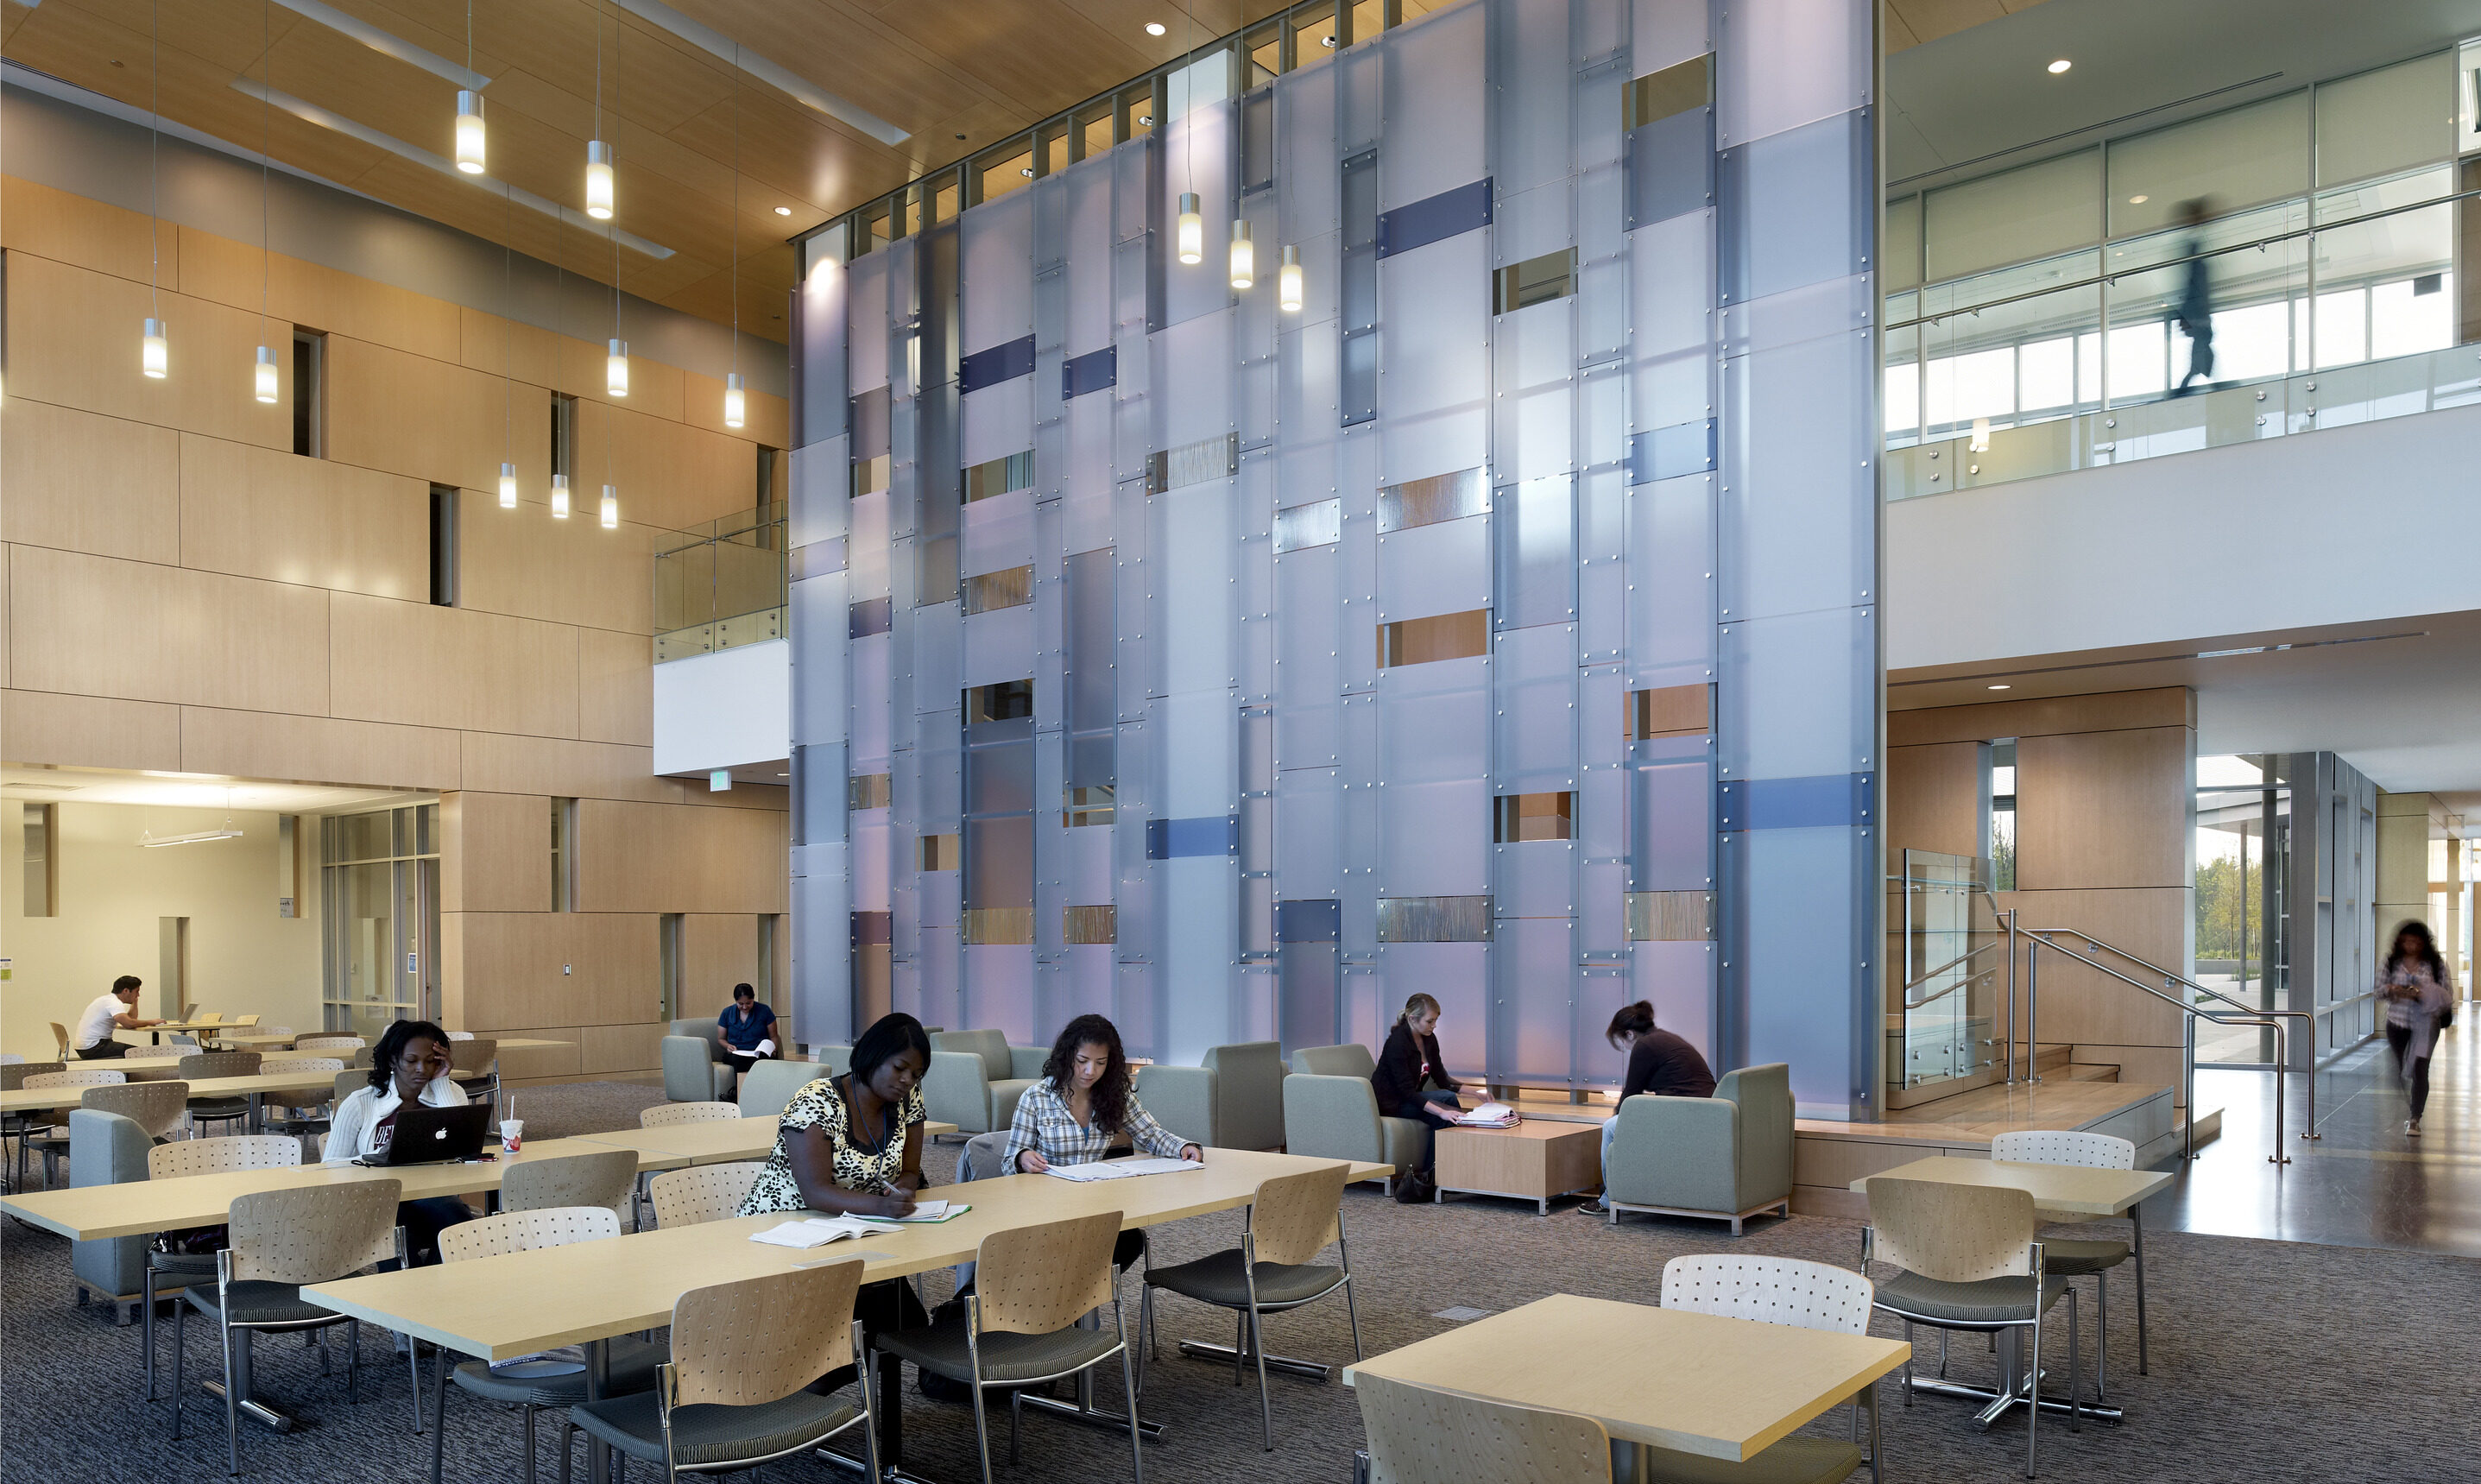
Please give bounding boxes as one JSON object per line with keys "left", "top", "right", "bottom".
{"left": 0, "top": 803, "right": 323, "bottom": 1059}
{"left": 653, "top": 640, "right": 791, "bottom": 776}
{"left": 1887, "top": 403, "right": 2481, "bottom": 670}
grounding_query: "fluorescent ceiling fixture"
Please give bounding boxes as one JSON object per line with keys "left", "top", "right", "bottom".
{"left": 611, "top": 0, "right": 909, "bottom": 146}
{"left": 141, "top": 826, "right": 246, "bottom": 847}
{"left": 235, "top": 80, "right": 675, "bottom": 259}
{"left": 2047, "top": 59, "right": 2072, "bottom": 73}
{"left": 272, "top": 0, "right": 490, "bottom": 90}
{"left": 1986, "top": 684, "right": 2011, "bottom": 691}
{"left": 775, "top": 205, "right": 792, "bottom": 215}
{"left": 1146, "top": 21, "right": 1167, "bottom": 35}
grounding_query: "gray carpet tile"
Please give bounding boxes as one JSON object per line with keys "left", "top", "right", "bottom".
{"left": 7, "top": 1080, "right": 2479, "bottom": 1483}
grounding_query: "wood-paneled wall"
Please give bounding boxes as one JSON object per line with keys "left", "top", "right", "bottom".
{"left": 1889, "top": 688, "right": 2196, "bottom": 1100}
{"left": 2, "top": 174, "right": 790, "bottom": 1083}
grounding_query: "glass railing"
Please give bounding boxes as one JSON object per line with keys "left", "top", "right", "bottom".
{"left": 1886, "top": 337, "right": 2481, "bottom": 501}
{"left": 1884, "top": 849, "right": 2003, "bottom": 1094}
{"left": 653, "top": 502, "right": 786, "bottom": 662}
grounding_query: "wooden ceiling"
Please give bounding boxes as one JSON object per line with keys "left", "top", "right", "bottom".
{"left": 0, "top": 0, "right": 1279, "bottom": 334}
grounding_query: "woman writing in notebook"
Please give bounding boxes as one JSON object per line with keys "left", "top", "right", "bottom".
{"left": 1004, "top": 1014, "right": 1201, "bottom": 1274}
{"left": 1373, "top": 992, "right": 1470, "bottom": 1203}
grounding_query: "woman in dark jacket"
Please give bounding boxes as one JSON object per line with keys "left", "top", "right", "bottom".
{"left": 1373, "top": 993, "right": 1466, "bottom": 1202}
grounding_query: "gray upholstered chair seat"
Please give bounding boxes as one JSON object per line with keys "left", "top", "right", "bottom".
{"left": 570, "top": 1387, "right": 858, "bottom": 1466}
{"left": 1143, "top": 1248, "right": 1345, "bottom": 1309}
{"left": 2033, "top": 1237, "right": 2128, "bottom": 1275}
{"left": 877, "top": 1316, "right": 1121, "bottom": 1385}
{"left": 183, "top": 1279, "right": 338, "bottom": 1327}
{"left": 1874, "top": 1270, "right": 2068, "bottom": 1326}
{"left": 449, "top": 1335, "right": 665, "bottom": 1406}
{"left": 186, "top": 1096, "right": 254, "bottom": 1119}
{"left": 148, "top": 1248, "right": 219, "bottom": 1277}
{"left": 1643, "top": 1436, "right": 1865, "bottom": 1484}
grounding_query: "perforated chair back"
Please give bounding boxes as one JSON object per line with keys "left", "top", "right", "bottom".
{"left": 641, "top": 1100, "right": 742, "bottom": 1127}
{"left": 123, "top": 1045, "right": 186, "bottom": 1061}
{"left": 178, "top": 1051, "right": 262, "bottom": 1080}
{"left": 226, "top": 1181, "right": 401, "bottom": 1285}
{"left": 446, "top": 1031, "right": 476, "bottom": 1041}
{"left": 974, "top": 1209, "right": 1121, "bottom": 1336}
{"left": 501, "top": 1148, "right": 637, "bottom": 1226}
{"left": 82, "top": 1080, "right": 191, "bottom": 1140}
{"left": 1249, "top": 1162, "right": 1349, "bottom": 1265}
{"left": 0, "top": 1053, "right": 20, "bottom": 1065}
{"left": 1990, "top": 1129, "right": 2137, "bottom": 1170}
{"left": 1, "top": 1062, "right": 66, "bottom": 1090}
{"left": 650, "top": 1161, "right": 766, "bottom": 1228}
{"left": 441, "top": 1205, "right": 621, "bottom": 1262}
{"left": 149, "top": 1134, "right": 304, "bottom": 1179}
{"left": 294, "top": 1035, "right": 366, "bottom": 1054}
{"left": 1661, "top": 1255, "right": 1872, "bottom": 1335}
{"left": 1357, "top": 1371, "right": 1612, "bottom": 1484}
{"left": 273, "top": 1057, "right": 347, "bottom": 1077}
{"left": 24, "top": 1069, "right": 127, "bottom": 1089}
{"left": 672, "top": 1261, "right": 865, "bottom": 1406}
{"left": 1864, "top": 1177, "right": 2036, "bottom": 1283}
{"left": 333, "top": 1070, "right": 369, "bottom": 1104}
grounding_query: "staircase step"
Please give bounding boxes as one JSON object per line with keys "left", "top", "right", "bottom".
{"left": 2061, "top": 1063, "right": 2120, "bottom": 1083}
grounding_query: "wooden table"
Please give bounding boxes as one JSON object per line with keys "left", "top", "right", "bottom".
{"left": 305, "top": 1149, "right": 1389, "bottom": 1481}
{"left": 1343, "top": 1293, "right": 1908, "bottom": 1466}
{"left": 0, "top": 1068, "right": 347, "bottom": 1121}
{"left": 570, "top": 1115, "right": 958, "bottom": 1167}
{"left": 211, "top": 1034, "right": 577, "bottom": 1053}
{"left": 1853, "top": 1155, "right": 2171, "bottom": 1424}
{"left": 1433, "top": 1120, "right": 1603, "bottom": 1214}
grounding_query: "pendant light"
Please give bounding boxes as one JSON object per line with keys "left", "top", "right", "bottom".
{"left": 1228, "top": 218, "right": 1253, "bottom": 289}
{"left": 1278, "top": 244, "right": 1304, "bottom": 313}
{"left": 723, "top": 44, "right": 745, "bottom": 429}
{"left": 498, "top": 163, "right": 517, "bottom": 508}
{"left": 606, "top": 338, "right": 629, "bottom": 397}
{"left": 452, "top": 2, "right": 485, "bottom": 174}
{"left": 600, "top": 483, "right": 620, "bottom": 529}
{"left": 252, "top": 1, "right": 278, "bottom": 405}
{"left": 551, "top": 474, "right": 571, "bottom": 519}
{"left": 142, "top": 0, "right": 167, "bottom": 380}
{"left": 601, "top": 167, "right": 623, "bottom": 532}
{"left": 584, "top": 3, "right": 615, "bottom": 218}
{"left": 1177, "top": 192, "right": 1203, "bottom": 264}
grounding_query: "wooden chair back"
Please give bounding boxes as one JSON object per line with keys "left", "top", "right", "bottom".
{"left": 641, "top": 1101, "right": 742, "bottom": 1127}
{"left": 449, "top": 1039, "right": 498, "bottom": 1076}
{"left": 670, "top": 1262, "right": 865, "bottom": 1406}
{"left": 1357, "top": 1371, "right": 1611, "bottom": 1484}
{"left": 440, "top": 1205, "right": 622, "bottom": 1262}
{"left": 148, "top": 1134, "right": 304, "bottom": 1179}
{"left": 25, "top": 1068, "right": 127, "bottom": 1089}
{"left": 1864, "top": 1177, "right": 2036, "bottom": 1282}
{"left": 973, "top": 1209, "right": 1121, "bottom": 1336}
{"left": 226, "top": 1181, "right": 402, "bottom": 1284}
{"left": 501, "top": 1148, "right": 637, "bottom": 1224}
{"left": 1660, "top": 1255, "right": 1872, "bottom": 1335}
{"left": 82, "top": 1080, "right": 191, "bottom": 1140}
{"left": 178, "top": 1051, "right": 262, "bottom": 1080}
{"left": 1248, "top": 1162, "right": 1350, "bottom": 1266}
{"left": 49, "top": 1023, "right": 70, "bottom": 1057}
{"left": 649, "top": 1161, "right": 765, "bottom": 1228}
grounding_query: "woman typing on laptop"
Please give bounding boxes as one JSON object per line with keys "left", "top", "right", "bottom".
{"left": 324, "top": 1019, "right": 476, "bottom": 1265}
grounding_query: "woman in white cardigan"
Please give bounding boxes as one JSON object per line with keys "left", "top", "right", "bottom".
{"left": 325, "top": 1019, "right": 474, "bottom": 1265}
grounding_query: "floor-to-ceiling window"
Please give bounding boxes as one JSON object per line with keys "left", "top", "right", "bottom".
{"left": 320, "top": 804, "right": 439, "bottom": 1036}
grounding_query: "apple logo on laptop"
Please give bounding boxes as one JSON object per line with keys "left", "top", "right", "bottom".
{"left": 433, "top": 1128, "right": 448, "bottom": 1140}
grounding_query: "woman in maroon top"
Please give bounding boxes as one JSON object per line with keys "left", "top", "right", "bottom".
{"left": 1373, "top": 993, "right": 1467, "bottom": 1203}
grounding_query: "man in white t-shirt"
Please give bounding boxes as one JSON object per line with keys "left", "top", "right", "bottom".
{"left": 73, "top": 976, "right": 162, "bottom": 1059}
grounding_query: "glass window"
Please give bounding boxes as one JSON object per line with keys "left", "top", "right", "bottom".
{"left": 978, "top": 144, "right": 1035, "bottom": 202}
{"left": 1923, "top": 148, "right": 2099, "bottom": 281}
{"left": 1883, "top": 194, "right": 1922, "bottom": 294}
{"left": 1987, "top": 741, "right": 2016, "bottom": 893}
{"left": 2316, "top": 52, "right": 2454, "bottom": 189}
{"left": 1080, "top": 105, "right": 1117, "bottom": 158}
{"left": 1122, "top": 86, "right": 1156, "bottom": 141}
{"left": 319, "top": 805, "right": 440, "bottom": 1035}
{"left": 1295, "top": 3, "right": 1339, "bottom": 61}
{"left": 22, "top": 803, "right": 54, "bottom": 917}
{"left": 2107, "top": 92, "right": 2309, "bottom": 241}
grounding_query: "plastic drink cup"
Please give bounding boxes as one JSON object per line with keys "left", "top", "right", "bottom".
{"left": 500, "top": 1119, "right": 523, "bottom": 1153}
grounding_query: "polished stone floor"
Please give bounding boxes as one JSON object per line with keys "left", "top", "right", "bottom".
{"left": 2138, "top": 1014, "right": 2481, "bottom": 1255}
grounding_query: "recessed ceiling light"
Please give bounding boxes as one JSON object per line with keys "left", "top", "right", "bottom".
{"left": 1146, "top": 21, "right": 1166, "bottom": 35}
{"left": 2128, "top": 194, "right": 2149, "bottom": 205}
{"left": 2047, "top": 59, "right": 2071, "bottom": 74}
{"left": 1987, "top": 684, "right": 2013, "bottom": 691}
{"left": 774, "top": 205, "right": 792, "bottom": 216}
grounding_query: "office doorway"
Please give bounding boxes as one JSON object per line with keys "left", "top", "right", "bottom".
{"left": 319, "top": 805, "right": 439, "bottom": 1037}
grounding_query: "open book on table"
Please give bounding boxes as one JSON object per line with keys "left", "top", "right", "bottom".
{"left": 749, "top": 1215, "right": 906, "bottom": 1248}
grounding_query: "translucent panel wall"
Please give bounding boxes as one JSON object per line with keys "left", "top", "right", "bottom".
{"left": 792, "top": 0, "right": 1882, "bottom": 1113}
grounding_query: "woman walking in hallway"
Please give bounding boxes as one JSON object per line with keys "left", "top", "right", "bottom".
{"left": 2379, "top": 919, "right": 2454, "bottom": 1137}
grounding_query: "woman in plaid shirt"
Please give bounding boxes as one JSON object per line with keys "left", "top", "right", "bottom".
{"left": 1002, "top": 1013, "right": 1203, "bottom": 1273}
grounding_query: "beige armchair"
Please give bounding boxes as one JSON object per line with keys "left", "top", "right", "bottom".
{"left": 1601, "top": 1062, "right": 1793, "bottom": 1235}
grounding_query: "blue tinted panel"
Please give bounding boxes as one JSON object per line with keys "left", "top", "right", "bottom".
{"left": 959, "top": 334, "right": 1037, "bottom": 393}
{"left": 1062, "top": 344, "right": 1118, "bottom": 399}
{"left": 1146, "top": 816, "right": 1238, "bottom": 859}
{"left": 1377, "top": 179, "right": 1495, "bottom": 258}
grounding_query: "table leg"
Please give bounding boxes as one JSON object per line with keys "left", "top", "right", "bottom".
{"left": 248, "top": 1092, "right": 264, "bottom": 1134}
{"left": 2131, "top": 1204, "right": 2149, "bottom": 1375}
{"left": 204, "top": 1330, "right": 300, "bottom": 1431}
{"left": 584, "top": 1337, "right": 609, "bottom": 1484}
{"left": 1022, "top": 1308, "right": 1166, "bottom": 1440}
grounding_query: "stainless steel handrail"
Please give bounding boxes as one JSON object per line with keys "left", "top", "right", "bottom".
{"left": 2022, "top": 928, "right": 2305, "bottom": 1165}
{"left": 1898, "top": 938, "right": 2007, "bottom": 1007}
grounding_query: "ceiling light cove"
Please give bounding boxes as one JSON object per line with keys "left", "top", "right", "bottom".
{"left": 774, "top": 205, "right": 793, "bottom": 215}
{"left": 1146, "top": 21, "right": 1167, "bottom": 35}
{"left": 2047, "top": 59, "right": 2072, "bottom": 74}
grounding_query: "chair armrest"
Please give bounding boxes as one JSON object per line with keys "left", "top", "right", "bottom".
{"left": 988, "top": 1078, "right": 1040, "bottom": 1134}
{"left": 922, "top": 1050, "right": 994, "bottom": 1133}
{"left": 1008, "top": 1046, "right": 1051, "bottom": 1080}
{"left": 1604, "top": 1095, "right": 1741, "bottom": 1212}
{"left": 1135, "top": 1064, "right": 1216, "bottom": 1148}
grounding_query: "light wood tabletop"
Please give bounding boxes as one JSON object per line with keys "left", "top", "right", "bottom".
{"left": 0, "top": 1137, "right": 651, "bottom": 1241}
{"left": 304, "top": 1149, "right": 1391, "bottom": 1361}
{"left": 1848, "top": 1155, "right": 2172, "bottom": 1217}
{"left": 0, "top": 1067, "right": 348, "bottom": 1114}
{"left": 211, "top": 1034, "right": 577, "bottom": 1052}
{"left": 1342, "top": 1293, "right": 1910, "bottom": 1463}
{"left": 567, "top": 1115, "right": 959, "bottom": 1166}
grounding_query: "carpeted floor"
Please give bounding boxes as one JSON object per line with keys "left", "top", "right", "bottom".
{"left": 6, "top": 1079, "right": 2478, "bottom": 1484}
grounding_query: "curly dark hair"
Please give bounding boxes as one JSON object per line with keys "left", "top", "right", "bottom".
{"left": 1042, "top": 1014, "right": 1133, "bottom": 1134}
{"left": 2385, "top": 919, "right": 2446, "bottom": 982}
{"left": 368, "top": 1019, "right": 451, "bottom": 1093}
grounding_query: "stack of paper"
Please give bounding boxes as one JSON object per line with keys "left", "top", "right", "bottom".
{"left": 489, "top": 1346, "right": 585, "bottom": 1377}
{"left": 750, "top": 1215, "right": 906, "bottom": 1248}
{"left": 1043, "top": 1157, "right": 1205, "bottom": 1182}
{"left": 1453, "top": 1102, "right": 1521, "bottom": 1128}
{"left": 893, "top": 1200, "right": 970, "bottom": 1222}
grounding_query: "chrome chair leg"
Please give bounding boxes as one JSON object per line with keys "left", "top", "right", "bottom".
{"left": 2025, "top": 1311, "right": 2042, "bottom": 1479}
{"left": 2067, "top": 1291, "right": 2082, "bottom": 1433}
{"left": 1248, "top": 1308, "right": 1274, "bottom": 1450}
{"left": 142, "top": 1266, "right": 160, "bottom": 1402}
{"left": 221, "top": 1318, "right": 243, "bottom": 1476}
{"left": 171, "top": 1299, "right": 189, "bottom": 1441}
{"left": 1900, "top": 1321, "right": 1915, "bottom": 1405}
{"left": 969, "top": 1376, "right": 994, "bottom": 1484}
{"left": 1117, "top": 1301, "right": 1145, "bottom": 1484}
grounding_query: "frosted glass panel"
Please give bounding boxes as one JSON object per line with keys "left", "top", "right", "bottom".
{"left": 1924, "top": 149, "right": 2099, "bottom": 282}
{"left": 2108, "top": 92, "right": 2309, "bottom": 240}
{"left": 2316, "top": 53, "right": 2453, "bottom": 188}
{"left": 1380, "top": 0, "right": 1487, "bottom": 208}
